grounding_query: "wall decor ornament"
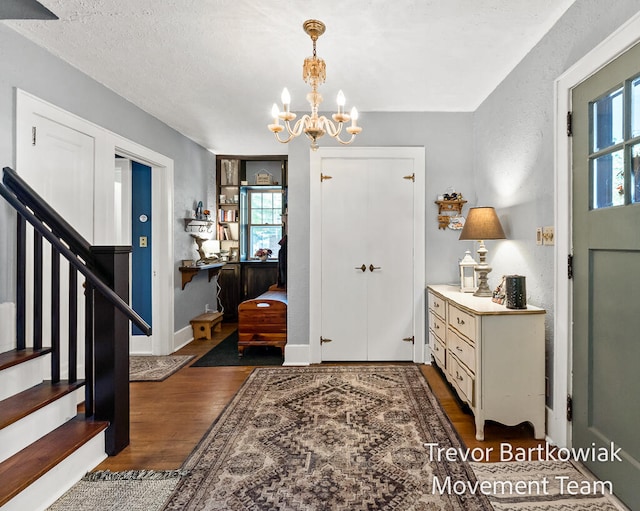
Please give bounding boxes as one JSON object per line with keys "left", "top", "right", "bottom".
{"left": 435, "top": 189, "right": 466, "bottom": 229}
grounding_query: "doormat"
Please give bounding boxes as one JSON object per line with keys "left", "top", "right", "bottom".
{"left": 162, "top": 365, "right": 492, "bottom": 510}
{"left": 191, "top": 330, "right": 283, "bottom": 367}
{"left": 470, "top": 460, "right": 623, "bottom": 510}
{"left": 129, "top": 355, "right": 195, "bottom": 381}
{"left": 47, "top": 470, "right": 185, "bottom": 511}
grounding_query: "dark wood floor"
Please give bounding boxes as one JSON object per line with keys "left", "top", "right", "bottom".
{"left": 96, "top": 323, "right": 545, "bottom": 471}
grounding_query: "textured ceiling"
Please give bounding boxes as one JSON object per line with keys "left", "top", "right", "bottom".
{"left": 5, "top": 0, "right": 577, "bottom": 154}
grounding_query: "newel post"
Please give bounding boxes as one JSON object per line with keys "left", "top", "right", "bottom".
{"left": 90, "top": 245, "right": 132, "bottom": 456}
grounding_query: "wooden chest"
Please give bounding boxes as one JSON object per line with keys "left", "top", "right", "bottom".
{"left": 237, "top": 289, "right": 287, "bottom": 357}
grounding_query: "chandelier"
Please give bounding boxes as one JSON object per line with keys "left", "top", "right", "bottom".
{"left": 268, "top": 19, "right": 362, "bottom": 150}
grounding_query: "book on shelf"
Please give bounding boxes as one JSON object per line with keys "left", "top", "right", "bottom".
{"left": 218, "top": 208, "right": 238, "bottom": 223}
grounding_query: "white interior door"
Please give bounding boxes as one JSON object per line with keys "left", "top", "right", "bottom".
{"left": 366, "top": 159, "right": 414, "bottom": 360}
{"left": 320, "top": 157, "right": 415, "bottom": 361}
{"left": 18, "top": 112, "right": 95, "bottom": 377}
{"left": 320, "top": 160, "right": 369, "bottom": 360}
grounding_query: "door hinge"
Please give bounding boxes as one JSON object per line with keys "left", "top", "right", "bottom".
{"left": 403, "top": 173, "right": 415, "bottom": 182}
{"left": 403, "top": 336, "right": 415, "bottom": 344}
{"left": 320, "top": 336, "right": 333, "bottom": 344}
{"left": 567, "top": 254, "right": 573, "bottom": 280}
{"left": 321, "top": 173, "right": 332, "bottom": 182}
{"left": 566, "top": 111, "right": 573, "bottom": 137}
{"left": 32, "top": 126, "right": 37, "bottom": 146}
{"left": 566, "top": 395, "right": 573, "bottom": 422}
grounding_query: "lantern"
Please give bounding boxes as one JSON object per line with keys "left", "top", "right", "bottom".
{"left": 459, "top": 250, "right": 478, "bottom": 293}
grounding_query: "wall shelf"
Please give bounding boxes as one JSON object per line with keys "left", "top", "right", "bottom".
{"left": 435, "top": 199, "right": 467, "bottom": 230}
{"left": 178, "top": 262, "right": 225, "bottom": 290}
{"left": 184, "top": 218, "right": 215, "bottom": 234}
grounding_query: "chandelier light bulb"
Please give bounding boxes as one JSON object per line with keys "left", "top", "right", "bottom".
{"left": 337, "top": 90, "right": 345, "bottom": 107}
{"left": 350, "top": 107, "right": 359, "bottom": 121}
{"left": 281, "top": 88, "right": 291, "bottom": 106}
{"left": 271, "top": 103, "right": 280, "bottom": 121}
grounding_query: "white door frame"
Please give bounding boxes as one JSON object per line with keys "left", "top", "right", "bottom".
{"left": 16, "top": 89, "right": 174, "bottom": 356}
{"left": 553, "top": 12, "right": 640, "bottom": 447}
{"left": 309, "top": 147, "right": 426, "bottom": 364}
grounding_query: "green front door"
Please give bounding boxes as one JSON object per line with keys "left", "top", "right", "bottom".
{"left": 572, "top": 41, "right": 640, "bottom": 511}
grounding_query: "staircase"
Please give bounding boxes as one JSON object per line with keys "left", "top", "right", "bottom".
{"left": 0, "top": 168, "right": 151, "bottom": 510}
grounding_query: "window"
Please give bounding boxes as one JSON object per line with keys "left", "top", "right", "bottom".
{"left": 246, "top": 188, "right": 283, "bottom": 258}
{"left": 590, "top": 74, "right": 640, "bottom": 209}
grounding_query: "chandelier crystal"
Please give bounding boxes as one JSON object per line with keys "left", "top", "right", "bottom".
{"left": 268, "top": 19, "right": 362, "bottom": 150}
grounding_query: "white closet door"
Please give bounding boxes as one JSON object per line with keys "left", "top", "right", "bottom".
{"left": 320, "top": 157, "right": 414, "bottom": 361}
{"left": 320, "top": 159, "right": 368, "bottom": 360}
{"left": 366, "top": 159, "right": 414, "bottom": 361}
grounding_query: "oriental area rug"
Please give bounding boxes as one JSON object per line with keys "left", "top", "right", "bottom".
{"left": 129, "top": 355, "right": 195, "bottom": 381}
{"left": 161, "top": 365, "right": 492, "bottom": 510}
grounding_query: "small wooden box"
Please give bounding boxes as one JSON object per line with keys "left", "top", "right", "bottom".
{"left": 190, "top": 311, "right": 223, "bottom": 341}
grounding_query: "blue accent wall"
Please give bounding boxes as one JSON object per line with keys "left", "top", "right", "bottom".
{"left": 131, "top": 161, "right": 152, "bottom": 335}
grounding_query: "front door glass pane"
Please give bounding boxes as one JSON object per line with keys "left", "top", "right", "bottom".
{"left": 632, "top": 76, "right": 640, "bottom": 138}
{"left": 592, "top": 150, "right": 624, "bottom": 209}
{"left": 632, "top": 144, "right": 640, "bottom": 204}
{"left": 592, "top": 87, "right": 623, "bottom": 153}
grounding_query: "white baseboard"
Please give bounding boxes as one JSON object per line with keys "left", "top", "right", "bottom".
{"left": 130, "top": 334, "right": 153, "bottom": 355}
{"left": 283, "top": 344, "right": 310, "bottom": 366}
{"left": 172, "top": 324, "right": 194, "bottom": 353}
{"left": 422, "top": 343, "right": 433, "bottom": 364}
{"left": 0, "top": 302, "right": 16, "bottom": 354}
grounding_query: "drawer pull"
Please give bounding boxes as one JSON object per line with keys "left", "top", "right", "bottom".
{"left": 456, "top": 372, "right": 464, "bottom": 382}
{"left": 434, "top": 303, "right": 440, "bottom": 308}
{"left": 457, "top": 317, "right": 465, "bottom": 325}
{"left": 435, "top": 324, "right": 440, "bottom": 329}
{"left": 455, "top": 346, "right": 463, "bottom": 352}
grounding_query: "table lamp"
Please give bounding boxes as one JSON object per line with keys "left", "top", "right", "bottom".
{"left": 458, "top": 207, "right": 506, "bottom": 297}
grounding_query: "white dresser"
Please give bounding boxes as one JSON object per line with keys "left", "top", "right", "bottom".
{"left": 427, "top": 284, "right": 546, "bottom": 440}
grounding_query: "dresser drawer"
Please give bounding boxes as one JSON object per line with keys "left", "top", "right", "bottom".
{"left": 448, "top": 327, "right": 475, "bottom": 373}
{"left": 448, "top": 303, "right": 476, "bottom": 342}
{"left": 428, "top": 310, "right": 446, "bottom": 341}
{"left": 449, "top": 355, "right": 474, "bottom": 407}
{"left": 429, "top": 330, "right": 446, "bottom": 368}
{"left": 428, "top": 292, "right": 446, "bottom": 320}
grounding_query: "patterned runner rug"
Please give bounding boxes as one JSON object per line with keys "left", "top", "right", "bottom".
{"left": 162, "top": 365, "right": 492, "bottom": 510}
{"left": 129, "top": 355, "right": 195, "bottom": 381}
{"left": 470, "top": 460, "right": 624, "bottom": 510}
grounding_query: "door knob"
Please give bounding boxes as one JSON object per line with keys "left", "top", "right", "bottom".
{"left": 355, "top": 264, "right": 366, "bottom": 272}
{"left": 369, "top": 264, "right": 381, "bottom": 272}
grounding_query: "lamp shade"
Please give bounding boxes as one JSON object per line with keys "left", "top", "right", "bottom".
{"left": 459, "top": 207, "right": 506, "bottom": 241}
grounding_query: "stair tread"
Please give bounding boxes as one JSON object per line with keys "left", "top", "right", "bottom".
{"left": 0, "top": 416, "right": 108, "bottom": 507}
{"left": 0, "top": 380, "right": 85, "bottom": 430}
{"left": 0, "top": 348, "right": 52, "bottom": 371}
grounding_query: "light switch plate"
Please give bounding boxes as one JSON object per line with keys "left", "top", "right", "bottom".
{"left": 542, "top": 226, "right": 554, "bottom": 246}
{"left": 536, "top": 227, "right": 543, "bottom": 245}
{"left": 139, "top": 236, "right": 148, "bottom": 248}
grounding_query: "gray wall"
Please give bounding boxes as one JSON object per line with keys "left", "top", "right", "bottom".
{"left": 287, "top": 112, "right": 475, "bottom": 345}
{"left": 472, "top": 0, "right": 640, "bottom": 407}
{"left": 0, "top": 24, "right": 216, "bottom": 331}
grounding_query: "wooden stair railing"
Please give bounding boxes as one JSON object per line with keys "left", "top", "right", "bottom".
{"left": 0, "top": 166, "right": 151, "bottom": 455}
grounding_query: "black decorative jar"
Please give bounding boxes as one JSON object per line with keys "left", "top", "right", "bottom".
{"left": 505, "top": 275, "right": 527, "bottom": 309}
